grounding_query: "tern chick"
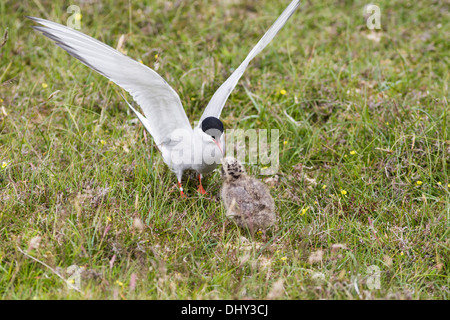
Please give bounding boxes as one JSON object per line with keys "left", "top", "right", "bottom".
{"left": 220, "top": 157, "right": 276, "bottom": 233}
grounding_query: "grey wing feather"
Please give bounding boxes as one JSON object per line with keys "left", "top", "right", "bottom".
{"left": 199, "top": 0, "right": 301, "bottom": 123}
{"left": 28, "top": 16, "right": 191, "bottom": 146}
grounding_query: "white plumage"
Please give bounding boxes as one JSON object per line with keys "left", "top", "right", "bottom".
{"left": 28, "top": 0, "right": 301, "bottom": 195}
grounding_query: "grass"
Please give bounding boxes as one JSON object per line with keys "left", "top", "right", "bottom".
{"left": 0, "top": 0, "right": 449, "bottom": 299}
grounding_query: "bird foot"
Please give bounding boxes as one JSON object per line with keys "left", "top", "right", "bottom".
{"left": 197, "top": 185, "right": 207, "bottom": 195}
{"left": 178, "top": 182, "right": 187, "bottom": 198}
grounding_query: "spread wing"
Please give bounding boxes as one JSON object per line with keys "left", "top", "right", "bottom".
{"left": 27, "top": 16, "right": 191, "bottom": 146}
{"left": 199, "top": 0, "right": 301, "bottom": 124}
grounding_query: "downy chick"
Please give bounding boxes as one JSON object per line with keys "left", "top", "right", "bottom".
{"left": 220, "top": 157, "right": 276, "bottom": 233}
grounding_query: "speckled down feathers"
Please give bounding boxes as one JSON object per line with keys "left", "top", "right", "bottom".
{"left": 220, "top": 157, "right": 276, "bottom": 230}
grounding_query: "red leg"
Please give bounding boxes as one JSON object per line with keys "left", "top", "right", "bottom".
{"left": 178, "top": 182, "right": 187, "bottom": 198}
{"left": 197, "top": 174, "right": 207, "bottom": 194}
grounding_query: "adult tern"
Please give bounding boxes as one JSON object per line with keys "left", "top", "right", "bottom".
{"left": 28, "top": 0, "right": 300, "bottom": 196}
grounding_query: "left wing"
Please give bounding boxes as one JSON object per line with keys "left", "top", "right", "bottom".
{"left": 28, "top": 16, "right": 192, "bottom": 146}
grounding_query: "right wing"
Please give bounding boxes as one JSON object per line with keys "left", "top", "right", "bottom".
{"left": 199, "top": 0, "right": 301, "bottom": 124}
{"left": 27, "top": 16, "right": 191, "bottom": 146}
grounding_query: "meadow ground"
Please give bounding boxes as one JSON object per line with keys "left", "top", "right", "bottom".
{"left": 0, "top": 0, "right": 448, "bottom": 299}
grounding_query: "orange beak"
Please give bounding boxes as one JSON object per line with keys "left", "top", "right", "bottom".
{"left": 213, "top": 139, "right": 223, "bottom": 156}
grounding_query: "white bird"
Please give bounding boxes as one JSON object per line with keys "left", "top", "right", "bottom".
{"left": 28, "top": 0, "right": 300, "bottom": 196}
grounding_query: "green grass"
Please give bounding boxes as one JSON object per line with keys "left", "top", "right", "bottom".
{"left": 0, "top": 0, "right": 449, "bottom": 299}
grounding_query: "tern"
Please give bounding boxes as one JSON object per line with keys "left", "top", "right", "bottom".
{"left": 28, "top": 0, "right": 300, "bottom": 196}
{"left": 220, "top": 157, "right": 277, "bottom": 233}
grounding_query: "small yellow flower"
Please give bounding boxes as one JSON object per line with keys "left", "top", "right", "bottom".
{"left": 261, "top": 166, "right": 269, "bottom": 170}
{"left": 0, "top": 98, "right": 3, "bottom": 103}
{"left": 344, "top": 154, "right": 347, "bottom": 158}
{"left": 67, "top": 279, "right": 75, "bottom": 284}
{"left": 90, "top": 82, "right": 94, "bottom": 86}
{"left": 437, "top": 182, "right": 441, "bottom": 185}
{"left": 300, "top": 206, "right": 309, "bottom": 215}
{"left": 322, "top": 184, "right": 327, "bottom": 189}
{"left": 154, "top": 54, "right": 158, "bottom": 59}
{"left": 350, "top": 150, "right": 357, "bottom": 155}
{"left": 283, "top": 140, "right": 288, "bottom": 145}
{"left": 1, "top": 161, "right": 8, "bottom": 169}
{"left": 400, "top": 251, "right": 404, "bottom": 256}
{"left": 100, "top": 140, "right": 106, "bottom": 146}
{"left": 280, "top": 89, "right": 287, "bottom": 95}
{"left": 341, "top": 190, "right": 347, "bottom": 195}
{"left": 190, "top": 97, "right": 196, "bottom": 101}
{"left": 138, "top": 59, "right": 144, "bottom": 64}
{"left": 275, "top": 250, "right": 280, "bottom": 254}
{"left": 385, "top": 122, "right": 389, "bottom": 125}
{"left": 416, "top": 181, "right": 422, "bottom": 186}
{"left": 257, "top": 230, "right": 263, "bottom": 235}
{"left": 42, "top": 83, "right": 48, "bottom": 89}
{"left": 107, "top": 216, "right": 112, "bottom": 222}
{"left": 448, "top": 183, "right": 450, "bottom": 188}
{"left": 75, "top": 13, "right": 82, "bottom": 20}
{"left": 115, "top": 280, "right": 124, "bottom": 287}
{"left": 280, "top": 256, "right": 287, "bottom": 261}
{"left": 314, "top": 200, "right": 318, "bottom": 204}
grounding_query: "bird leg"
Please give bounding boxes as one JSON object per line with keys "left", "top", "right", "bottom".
{"left": 197, "top": 174, "right": 206, "bottom": 194}
{"left": 178, "top": 182, "right": 187, "bottom": 198}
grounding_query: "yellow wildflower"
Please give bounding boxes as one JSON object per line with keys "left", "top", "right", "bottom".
{"left": 107, "top": 216, "right": 112, "bottom": 222}
{"left": 75, "top": 13, "right": 82, "bottom": 20}
{"left": 100, "top": 140, "right": 106, "bottom": 146}
{"left": 280, "top": 256, "right": 287, "bottom": 261}
{"left": 300, "top": 206, "right": 309, "bottom": 215}
{"left": 416, "top": 181, "right": 422, "bottom": 186}
{"left": 341, "top": 190, "right": 347, "bottom": 195}
{"left": 283, "top": 140, "right": 288, "bottom": 145}
{"left": 280, "top": 89, "right": 287, "bottom": 95}
{"left": 154, "top": 54, "right": 158, "bottom": 59}
{"left": 322, "top": 184, "right": 327, "bottom": 189}
{"left": 437, "top": 182, "right": 441, "bottom": 185}
{"left": 42, "top": 83, "right": 48, "bottom": 89}
{"left": 0, "top": 98, "right": 3, "bottom": 103}
{"left": 138, "top": 59, "right": 144, "bottom": 64}
{"left": 1, "top": 161, "right": 8, "bottom": 169}
{"left": 350, "top": 150, "right": 357, "bottom": 155}
{"left": 115, "top": 280, "right": 124, "bottom": 287}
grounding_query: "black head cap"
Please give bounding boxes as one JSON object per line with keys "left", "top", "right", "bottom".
{"left": 201, "top": 117, "right": 224, "bottom": 140}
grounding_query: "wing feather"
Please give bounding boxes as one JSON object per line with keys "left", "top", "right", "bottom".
{"left": 28, "top": 16, "right": 191, "bottom": 146}
{"left": 199, "top": 0, "right": 300, "bottom": 123}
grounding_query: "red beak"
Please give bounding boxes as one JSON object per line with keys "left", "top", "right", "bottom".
{"left": 213, "top": 139, "right": 223, "bottom": 155}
